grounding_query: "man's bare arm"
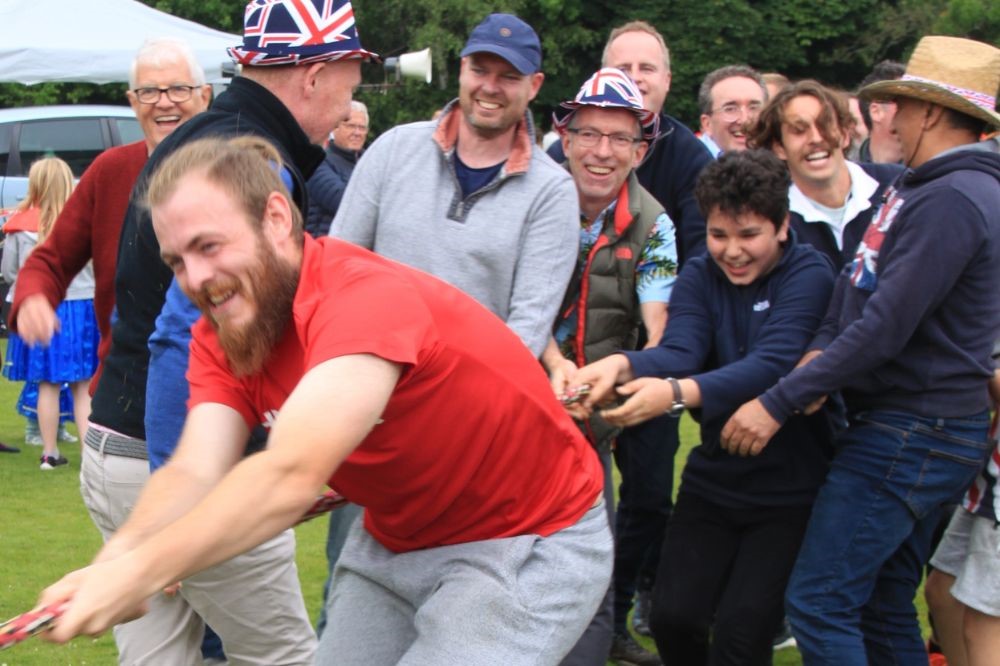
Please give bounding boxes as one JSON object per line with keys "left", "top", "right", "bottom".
{"left": 641, "top": 301, "right": 668, "bottom": 348}
{"left": 43, "top": 353, "right": 401, "bottom": 641}
{"left": 92, "top": 403, "right": 249, "bottom": 562}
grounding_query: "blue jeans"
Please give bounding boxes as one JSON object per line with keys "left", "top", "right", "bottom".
{"left": 786, "top": 409, "right": 991, "bottom": 666}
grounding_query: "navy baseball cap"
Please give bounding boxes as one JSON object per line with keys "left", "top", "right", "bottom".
{"left": 460, "top": 14, "right": 541, "bottom": 74}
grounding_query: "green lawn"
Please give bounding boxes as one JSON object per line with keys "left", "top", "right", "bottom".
{"left": 0, "top": 368, "right": 928, "bottom": 665}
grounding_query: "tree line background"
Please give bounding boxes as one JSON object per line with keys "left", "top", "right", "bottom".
{"left": 0, "top": 0, "right": 996, "bottom": 135}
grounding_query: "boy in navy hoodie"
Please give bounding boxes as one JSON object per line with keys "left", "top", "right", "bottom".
{"left": 570, "top": 149, "right": 836, "bottom": 665}
{"left": 722, "top": 36, "right": 1000, "bottom": 665}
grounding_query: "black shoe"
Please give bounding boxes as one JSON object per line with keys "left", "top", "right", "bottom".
{"left": 632, "top": 590, "right": 652, "bottom": 636}
{"left": 40, "top": 454, "right": 69, "bottom": 470}
{"left": 0, "top": 441, "right": 20, "bottom": 453}
{"left": 773, "top": 616, "right": 796, "bottom": 650}
{"left": 610, "top": 632, "right": 662, "bottom": 666}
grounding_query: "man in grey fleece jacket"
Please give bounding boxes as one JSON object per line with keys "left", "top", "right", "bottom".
{"left": 330, "top": 13, "right": 578, "bottom": 358}
{"left": 324, "top": 13, "right": 580, "bottom": 634}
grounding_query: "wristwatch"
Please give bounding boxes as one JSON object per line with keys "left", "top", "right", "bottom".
{"left": 665, "top": 377, "right": 685, "bottom": 416}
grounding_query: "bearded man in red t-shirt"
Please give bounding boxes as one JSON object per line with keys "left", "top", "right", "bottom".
{"left": 41, "top": 135, "right": 610, "bottom": 665}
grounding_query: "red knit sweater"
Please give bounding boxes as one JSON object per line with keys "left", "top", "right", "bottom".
{"left": 10, "top": 140, "right": 148, "bottom": 393}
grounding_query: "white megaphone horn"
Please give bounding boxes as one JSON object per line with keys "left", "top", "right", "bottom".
{"left": 384, "top": 48, "right": 433, "bottom": 84}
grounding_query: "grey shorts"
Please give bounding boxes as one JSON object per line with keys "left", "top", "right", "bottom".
{"left": 930, "top": 506, "right": 1000, "bottom": 616}
{"left": 317, "top": 497, "right": 613, "bottom": 666}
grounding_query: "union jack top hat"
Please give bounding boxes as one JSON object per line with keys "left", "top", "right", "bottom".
{"left": 229, "top": 0, "right": 379, "bottom": 67}
{"left": 553, "top": 68, "right": 660, "bottom": 141}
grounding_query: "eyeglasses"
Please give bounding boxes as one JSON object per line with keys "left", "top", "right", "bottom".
{"left": 567, "top": 128, "right": 643, "bottom": 150}
{"left": 710, "top": 101, "right": 764, "bottom": 122}
{"left": 132, "top": 85, "right": 197, "bottom": 104}
{"left": 341, "top": 123, "right": 369, "bottom": 132}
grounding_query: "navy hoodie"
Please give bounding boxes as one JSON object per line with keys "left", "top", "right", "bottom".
{"left": 623, "top": 235, "right": 836, "bottom": 508}
{"left": 763, "top": 147, "right": 1000, "bottom": 421}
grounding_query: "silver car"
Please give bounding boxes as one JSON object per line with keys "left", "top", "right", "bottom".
{"left": 0, "top": 105, "right": 142, "bottom": 210}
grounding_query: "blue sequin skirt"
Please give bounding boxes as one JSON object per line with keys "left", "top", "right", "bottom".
{"left": 4, "top": 299, "right": 99, "bottom": 383}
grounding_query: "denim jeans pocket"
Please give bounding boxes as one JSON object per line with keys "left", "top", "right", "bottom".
{"left": 907, "top": 420, "right": 990, "bottom": 518}
{"left": 852, "top": 410, "right": 990, "bottom": 519}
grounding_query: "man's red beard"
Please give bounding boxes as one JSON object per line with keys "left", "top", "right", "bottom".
{"left": 193, "top": 237, "right": 300, "bottom": 377}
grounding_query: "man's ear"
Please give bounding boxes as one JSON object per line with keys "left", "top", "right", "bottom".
{"left": 771, "top": 139, "right": 787, "bottom": 161}
{"left": 632, "top": 140, "right": 648, "bottom": 167}
{"left": 777, "top": 213, "right": 790, "bottom": 242}
{"left": 923, "top": 103, "right": 946, "bottom": 130}
{"left": 700, "top": 114, "right": 712, "bottom": 136}
{"left": 195, "top": 84, "right": 213, "bottom": 110}
{"left": 527, "top": 72, "right": 545, "bottom": 101}
{"left": 126, "top": 89, "right": 140, "bottom": 114}
{"left": 262, "top": 191, "right": 295, "bottom": 243}
{"left": 301, "top": 62, "right": 327, "bottom": 99}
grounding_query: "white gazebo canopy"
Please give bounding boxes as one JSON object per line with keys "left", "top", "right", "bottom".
{"left": 0, "top": 0, "right": 240, "bottom": 84}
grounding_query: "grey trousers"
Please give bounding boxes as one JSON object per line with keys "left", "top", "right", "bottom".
{"left": 317, "top": 498, "right": 613, "bottom": 665}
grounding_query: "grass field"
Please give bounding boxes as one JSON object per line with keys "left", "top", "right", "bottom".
{"left": 0, "top": 365, "right": 930, "bottom": 665}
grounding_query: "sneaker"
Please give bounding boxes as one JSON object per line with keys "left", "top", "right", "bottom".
{"left": 39, "top": 454, "right": 69, "bottom": 470}
{"left": 773, "top": 617, "right": 796, "bottom": 650}
{"left": 0, "top": 442, "right": 20, "bottom": 453}
{"left": 24, "top": 422, "right": 42, "bottom": 446}
{"left": 58, "top": 425, "right": 78, "bottom": 443}
{"left": 632, "top": 590, "right": 653, "bottom": 636}
{"left": 610, "top": 632, "right": 662, "bottom": 666}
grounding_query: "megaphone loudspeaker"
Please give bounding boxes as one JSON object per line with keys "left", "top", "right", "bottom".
{"left": 385, "top": 48, "right": 432, "bottom": 85}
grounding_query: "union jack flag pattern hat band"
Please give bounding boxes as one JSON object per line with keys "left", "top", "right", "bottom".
{"left": 553, "top": 68, "right": 660, "bottom": 141}
{"left": 229, "top": 0, "right": 379, "bottom": 67}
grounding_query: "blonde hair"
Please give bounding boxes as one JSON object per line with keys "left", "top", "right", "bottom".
{"left": 145, "top": 136, "right": 303, "bottom": 243}
{"left": 19, "top": 157, "right": 74, "bottom": 240}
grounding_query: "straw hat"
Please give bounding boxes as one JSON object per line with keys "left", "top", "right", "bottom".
{"left": 860, "top": 36, "right": 1000, "bottom": 129}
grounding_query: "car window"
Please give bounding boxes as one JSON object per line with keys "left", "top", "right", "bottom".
{"left": 115, "top": 118, "right": 143, "bottom": 145}
{"left": 17, "top": 118, "right": 106, "bottom": 177}
{"left": 0, "top": 123, "right": 9, "bottom": 177}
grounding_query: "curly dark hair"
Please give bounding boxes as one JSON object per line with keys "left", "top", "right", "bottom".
{"left": 748, "top": 80, "right": 853, "bottom": 154}
{"left": 695, "top": 149, "right": 790, "bottom": 228}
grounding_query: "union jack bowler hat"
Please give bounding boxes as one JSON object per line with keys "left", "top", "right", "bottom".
{"left": 460, "top": 13, "right": 541, "bottom": 75}
{"left": 229, "top": 0, "right": 379, "bottom": 67}
{"left": 553, "top": 68, "right": 660, "bottom": 141}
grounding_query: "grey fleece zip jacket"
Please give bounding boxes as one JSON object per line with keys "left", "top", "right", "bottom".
{"left": 330, "top": 100, "right": 580, "bottom": 358}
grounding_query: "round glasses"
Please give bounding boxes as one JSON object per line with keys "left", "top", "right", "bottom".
{"left": 710, "top": 101, "right": 764, "bottom": 122}
{"left": 567, "top": 128, "right": 643, "bottom": 150}
{"left": 132, "top": 85, "right": 197, "bottom": 105}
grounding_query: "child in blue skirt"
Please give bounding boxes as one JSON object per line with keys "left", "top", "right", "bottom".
{"left": 2, "top": 157, "right": 98, "bottom": 469}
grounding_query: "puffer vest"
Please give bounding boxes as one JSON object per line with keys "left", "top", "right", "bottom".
{"left": 558, "top": 170, "right": 664, "bottom": 448}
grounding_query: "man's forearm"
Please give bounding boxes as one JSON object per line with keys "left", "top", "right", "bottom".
{"left": 541, "top": 336, "right": 567, "bottom": 373}
{"left": 641, "top": 301, "right": 668, "bottom": 347}
{"left": 127, "top": 448, "right": 322, "bottom": 587}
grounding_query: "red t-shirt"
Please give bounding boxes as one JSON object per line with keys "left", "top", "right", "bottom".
{"left": 188, "top": 236, "right": 602, "bottom": 553}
